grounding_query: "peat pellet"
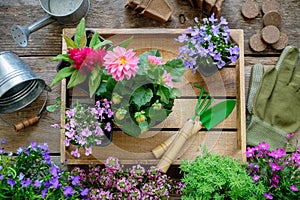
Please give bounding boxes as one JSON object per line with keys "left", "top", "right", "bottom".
{"left": 262, "top": 0, "right": 280, "bottom": 14}
{"left": 263, "top": 10, "right": 282, "bottom": 27}
{"left": 272, "top": 32, "right": 289, "bottom": 51}
{"left": 249, "top": 33, "right": 267, "bottom": 52}
{"left": 241, "top": 0, "right": 259, "bottom": 19}
{"left": 261, "top": 25, "right": 280, "bottom": 44}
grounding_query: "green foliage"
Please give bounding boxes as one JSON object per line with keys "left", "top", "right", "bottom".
{"left": 180, "top": 150, "right": 266, "bottom": 200}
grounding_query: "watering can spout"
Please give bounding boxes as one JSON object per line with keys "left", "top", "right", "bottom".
{"left": 10, "top": 25, "right": 30, "bottom": 47}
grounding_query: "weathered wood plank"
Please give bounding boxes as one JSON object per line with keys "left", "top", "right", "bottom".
{"left": 0, "top": 0, "right": 299, "bottom": 56}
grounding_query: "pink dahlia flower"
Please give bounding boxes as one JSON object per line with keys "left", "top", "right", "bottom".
{"left": 103, "top": 46, "right": 139, "bottom": 81}
{"left": 148, "top": 55, "right": 162, "bottom": 66}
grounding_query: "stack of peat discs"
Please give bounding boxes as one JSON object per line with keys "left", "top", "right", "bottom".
{"left": 242, "top": 0, "right": 288, "bottom": 52}
{"left": 125, "top": 0, "right": 173, "bottom": 23}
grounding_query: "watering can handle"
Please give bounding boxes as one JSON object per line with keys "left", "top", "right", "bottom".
{"left": 28, "top": 15, "right": 56, "bottom": 34}
{"left": 14, "top": 116, "right": 40, "bottom": 131}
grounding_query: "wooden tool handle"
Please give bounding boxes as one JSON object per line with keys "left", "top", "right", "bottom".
{"left": 152, "top": 120, "right": 203, "bottom": 159}
{"left": 152, "top": 134, "right": 176, "bottom": 159}
{"left": 14, "top": 116, "right": 40, "bottom": 132}
{"left": 156, "top": 120, "right": 195, "bottom": 173}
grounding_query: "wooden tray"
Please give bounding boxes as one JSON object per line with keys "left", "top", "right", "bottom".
{"left": 60, "top": 29, "right": 246, "bottom": 165}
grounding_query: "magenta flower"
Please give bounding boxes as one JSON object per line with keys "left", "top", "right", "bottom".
{"left": 69, "top": 47, "right": 92, "bottom": 70}
{"left": 290, "top": 184, "right": 299, "bottom": 192}
{"left": 264, "top": 192, "right": 273, "bottom": 199}
{"left": 80, "top": 49, "right": 106, "bottom": 74}
{"left": 104, "top": 46, "right": 139, "bottom": 81}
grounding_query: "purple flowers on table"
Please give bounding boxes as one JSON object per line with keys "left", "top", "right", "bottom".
{"left": 246, "top": 139, "right": 300, "bottom": 199}
{"left": 177, "top": 13, "right": 239, "bottom": 73}
{"left": 0, "top": 142, "right": 88, "bottom": 199}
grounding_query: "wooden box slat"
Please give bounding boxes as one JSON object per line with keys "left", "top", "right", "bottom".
{"left": 60, "top": 29, "right": 246, "bottom": 165}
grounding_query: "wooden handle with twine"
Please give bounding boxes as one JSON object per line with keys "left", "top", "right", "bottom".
{"left": 156, "top": 119, "right": 196, "bottom": 173}
{"left": 152, "top": 120, "right": 202, "bottom": 158}
{"left": 14, "top": 116, "right": 40, "bottom": 131}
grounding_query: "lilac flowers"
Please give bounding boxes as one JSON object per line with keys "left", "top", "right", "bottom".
{"left": 177, "top": 13, "right": 239, "bottom": 73}
{"left": 62, "top": 99, "right": 113, "bottom": 158}
{"left": 70, "top": 157, "right": 183, "bottom": 199}
{"left": 246, "top": 141, "right": 300, "bottom": 199}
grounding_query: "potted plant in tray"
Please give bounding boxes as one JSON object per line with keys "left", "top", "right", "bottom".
{"left": 177, "top": 13, "right": 239, "bottom": 77}
{"left": 50, "top": 18, "right": 186, "bottom": 137}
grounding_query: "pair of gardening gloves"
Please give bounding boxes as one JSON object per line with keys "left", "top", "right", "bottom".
{"left": 247, "top": 46, "right": 300, "bottom": 150}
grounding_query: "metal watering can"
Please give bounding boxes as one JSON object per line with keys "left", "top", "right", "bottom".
{"left": 11, "top": 0, "right": 90, "bottom": 47}
{"left": 0, "top": 51, "right": 51, "bottom": 131}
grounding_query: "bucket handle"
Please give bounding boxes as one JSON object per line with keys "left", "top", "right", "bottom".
{"left": 0, "top": 90, "right": 49, "bottom": 132}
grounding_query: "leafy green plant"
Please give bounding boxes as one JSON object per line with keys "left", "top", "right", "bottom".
{"left": 180, "top": 149, "right": 266, "bottom": 199}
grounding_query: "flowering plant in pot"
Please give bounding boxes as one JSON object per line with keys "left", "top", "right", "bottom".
{"left": 97, "top": 48, "right": 185, "bottom": 136}
{"left": 177, "top": 13, "right": 239, "bottom": 76}
{"left": 246, "top": 135, "right": 300, "bottom": 200}
{"left": 0, "top": 142, "right": 88, "bottom": 199}
{"left": 50, "top": 18, "right": 186, "bottom": 137}
{"left": 52, "top": 99, "right": 114, "bottom": 158}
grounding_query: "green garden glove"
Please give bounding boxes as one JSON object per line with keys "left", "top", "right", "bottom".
{"left": 247, "top": 46, "right": 300, "bottom": 149}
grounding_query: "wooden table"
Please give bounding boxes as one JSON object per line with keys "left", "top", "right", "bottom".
{"left": 0, "top": 0, "right": 300, "bottom": 164}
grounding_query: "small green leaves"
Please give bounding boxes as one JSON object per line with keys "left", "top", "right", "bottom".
{"left": 50, "top": 67, "right": 75, "bottom": 87}
{"left": 74, "top": 18, "right": 86, "bottom": 48}
{"left": 46, "top": 97, "right": 61, "bottom": 112}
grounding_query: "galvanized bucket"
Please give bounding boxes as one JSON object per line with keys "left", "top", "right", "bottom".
{"left": 0, "top": 51, "right": 49, "bottom": 114}
{"left": 11, "top": 0, "right": 90, "bottom": 47}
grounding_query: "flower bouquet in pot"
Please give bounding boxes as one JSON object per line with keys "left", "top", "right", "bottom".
{"left": 50, "top": 18, "right": 186, "bottom": 138}
{"left": 177, "top": 13, "right": 239, "bottom": 77}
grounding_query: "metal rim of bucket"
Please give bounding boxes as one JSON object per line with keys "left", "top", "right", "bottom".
{"left": 0, "top": 79, "right": 46, "bottom": 114}
{"left": 39, "top": 0, "right": 90, "bottom": 17}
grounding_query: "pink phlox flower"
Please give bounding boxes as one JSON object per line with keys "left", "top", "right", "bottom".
{"left": 71, "top": 148, "right": 80, "bottom": 158}
{"left": 81, "top": 127, "right": 92, "bottom": 137}
{"left": 85, "top": 146, "right": 92, "bottom": 156}
{"left": 264, "top": 192, "right": 273, "bottom": 199}
{"left": 105, "top": 122, "right": 111, "bottom": 132}
{"left": 65, "top": 129, "right": 75, "bottom": 138}
{"left": 290, "top": 184, "right": 299, "bottom": 192}
{"left": 69, "top": 47, "right": 92, "bottom": 70}
{"left": 64, "top": 138, "right": 70, "bottom": 147}
{"left": 148, "top": 55, "right": 162, "bottom": 66}
{"left": 162, "top": 71, "right": 173, "bottom": 88}
{"left": 258, "top": 141, "right": 269, "bottom": 151}
{"left": 103, "top": 46, "right": 139, "bottom": 81}
{"left": 268, "top": 148, "right": 286, "bottom": 159}
{"left": 80, "top": 49, "right": 106, "bottom": 74}
{"left": 269, "top": 162, "right": 281, "bottom": 172}
{"left": 95, "top": 125, "right": 104, "bottom": 136}
{"left": 66, "top": 108, "right": 76, "bottom": 118}
{"left": 286, "top": 133, "right": 295, "bottom": 140}
{"left": 51, "top": 124, "right": 61, "bottom": 129}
